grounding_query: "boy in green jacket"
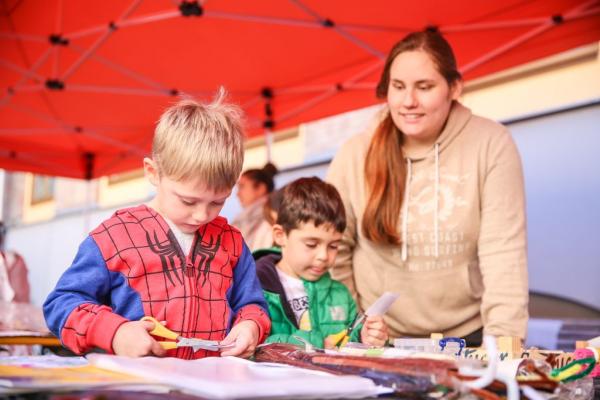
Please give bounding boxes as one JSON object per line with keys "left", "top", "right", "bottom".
{"left": 255, "top": 177, "right": 388, "bottom": 349}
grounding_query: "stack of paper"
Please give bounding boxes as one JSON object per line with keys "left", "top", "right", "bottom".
{"left": 0, "top": 355, "right": 169, "bottom": 394}
{"left": 89, "top": 354, "right": 387, "bottom": 399}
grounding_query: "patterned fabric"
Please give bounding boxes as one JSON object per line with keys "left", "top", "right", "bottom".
{"left": 44, "top": 205, "right": 270, "bottom": 359}
{"left": 276, "top": 269, "right": 311, "bottom": 330}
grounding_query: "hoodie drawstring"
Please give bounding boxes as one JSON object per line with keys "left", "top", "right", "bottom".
{"left": 401, "top": 158, "right": 412, "bottom": 262}
{"left": 401, "top": 143, "right": 440, "bottom": 262}
{"left": 434, "top": 143, "right": 440, "bottom": 259}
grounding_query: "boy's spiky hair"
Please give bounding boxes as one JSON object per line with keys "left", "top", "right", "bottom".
{"left": 277, "top": 177, "right": 346, "bottom": 233}
{"left": 152, "top": 88, "right": 244, "bottom": 191}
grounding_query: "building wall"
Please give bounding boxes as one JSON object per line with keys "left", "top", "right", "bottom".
{"left": 461, "top": 44, "right": 600, "bottom": 120}
{"left": 508, "top": 103, "right": 600, "bottom": 309}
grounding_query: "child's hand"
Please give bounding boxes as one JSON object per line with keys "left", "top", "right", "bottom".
{"left": 219, "top": 320, "right": 259, "bottom": 358}
{"left": 360, "top": 315, "right": 388, "bottom": 347}
{"left": 112, "top": 320, "right": 167, "bottom": 357}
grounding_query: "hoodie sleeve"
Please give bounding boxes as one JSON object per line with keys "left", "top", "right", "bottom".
{"left": 478, "top": 128, "right": 529, "bottom": 340}
{"left": 326, "top": 140, "right": 359, "bottom": 297}
{"left": 228, "top": 243, "right": 271, "bottom": 343}
{"left": 43, "top": 236, "right": 128, "bottom": 354}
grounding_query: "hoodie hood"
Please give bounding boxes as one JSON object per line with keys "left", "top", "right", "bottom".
{"left": 400, "top": 100, "right": 473, "bottom": 161}
{"left": 255, "top": 251, "right": 283, "bottom": 293}
{"left": 254, "top": 249, "right": 301, "bottom": 328}
{"left": 435, "top": 101, "right": 473, "bottom": 154}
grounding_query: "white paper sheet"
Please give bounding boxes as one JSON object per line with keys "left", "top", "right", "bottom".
{"left": 88, "top": 354, "right": 388, "bottom": 399}
{"left": 497, "top": 358, "right": 524, "bottom": 378}
{"left": 0, "top": 330, "right": 52, "bottom": 337}
{"left": 588, "top": 335, "right": 600, "bottom": 347}
{"left": 364, "top": 292, "right": 400, "bottom": 316}
{"left": 0, "top": 355, "right": 88, "bottom": 368}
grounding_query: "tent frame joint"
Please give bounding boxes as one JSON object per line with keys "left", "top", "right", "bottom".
{"left": 48, "top": 34, "right": 69, "bottom": 46}
{"left": 551, "top": 14, "right": 564, "bottom": 24}
{"left": 45, "top": 79, "right": 65, "bottom": 91}
{"left": 179, "top": 1, "right": 203, "bottom": 17}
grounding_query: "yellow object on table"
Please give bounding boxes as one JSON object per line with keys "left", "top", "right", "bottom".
{"left": 0, "top": 331, "right": 61, "bottom": 347}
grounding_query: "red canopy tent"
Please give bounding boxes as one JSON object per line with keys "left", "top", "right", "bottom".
{"left": 1, "top": 0, "right": 599, "bottom": 179}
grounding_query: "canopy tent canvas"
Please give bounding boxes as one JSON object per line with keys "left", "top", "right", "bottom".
{"left": 1, "top": 0, "right": 599, "bottom": 179}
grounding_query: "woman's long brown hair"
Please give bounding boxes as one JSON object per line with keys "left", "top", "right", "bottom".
{"left": 362, "top": 30, "right": 461, "bottom": 245}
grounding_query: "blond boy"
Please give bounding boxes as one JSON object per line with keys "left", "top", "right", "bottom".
{"left": 44, "top": 92, "right": 270, "bottom": 359}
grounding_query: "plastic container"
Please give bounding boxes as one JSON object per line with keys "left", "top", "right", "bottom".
{"left": 438, "top": 337, "right": 466, "bottom": 356}
{"left": 393, "top": 338, "right": 439, "bottom": 353}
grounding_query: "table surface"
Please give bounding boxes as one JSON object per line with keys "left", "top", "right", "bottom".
{"left": 0, "top": 336, "right": 61, "bottom": 346}
{"left": 0, "top": 333, "right": 61, "bottom": 347}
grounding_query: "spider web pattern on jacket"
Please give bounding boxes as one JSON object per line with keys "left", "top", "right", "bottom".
{"left": 91, "top": 204, "right": 242, "bottom": 359}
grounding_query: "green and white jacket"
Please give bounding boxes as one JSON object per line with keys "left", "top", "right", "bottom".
{"left": 254, "top": 249, "right": 361, "bottom": 348}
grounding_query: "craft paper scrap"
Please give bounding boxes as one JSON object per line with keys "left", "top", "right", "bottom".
{"left": 0, "top": 355, "right": 174, "bottom": 395}
{"left": 364, "top": 292, "right": 400, "bottom": 316}
{"left": 0, "top": 355, "right": 88, "bottom": 368}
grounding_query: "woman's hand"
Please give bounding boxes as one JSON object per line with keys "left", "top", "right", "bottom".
{"left": 360, "top": 315, "right": 389, "bottom": 347}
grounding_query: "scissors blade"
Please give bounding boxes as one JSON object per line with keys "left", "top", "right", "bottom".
{"left": 178, "top": 337, "right": 234, "bottom": 352}
{"left": 343, "top": 313, "right": 366, "bottom": 340}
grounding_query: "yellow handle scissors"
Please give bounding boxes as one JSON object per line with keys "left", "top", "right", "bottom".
{"left": 141, "top": 316, "right": 234, "bottom": 352}
{"left": 331, "top": 313, "right": 366, "bottom": 348}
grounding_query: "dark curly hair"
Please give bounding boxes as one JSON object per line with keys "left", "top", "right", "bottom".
{"left": 276, "top": 177, "right": 346, "bottom": 234}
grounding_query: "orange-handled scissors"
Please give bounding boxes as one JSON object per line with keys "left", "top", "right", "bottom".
{"left": 141, "top": 316, "right": 233, "bottom": 352}
{"left": 332, "top": 313, "right": 366, "bottom": 348}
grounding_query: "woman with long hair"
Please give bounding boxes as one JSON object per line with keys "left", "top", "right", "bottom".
{"left": 327, "top": 31, "right": 528, "bottom": 346}
{"left": 233, "top": 163, "right": 278, "bottom": 251}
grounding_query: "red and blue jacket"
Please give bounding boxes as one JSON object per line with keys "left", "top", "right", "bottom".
{"left": 44, "top": 205, "right": 271, "bottom": 359}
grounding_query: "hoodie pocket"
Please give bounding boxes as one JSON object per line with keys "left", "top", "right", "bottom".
{"left": 382, "top": 265, "right": 480, "bottom": 334}
{"left": 384, "top": 265, "right": 479, "bottom": 315}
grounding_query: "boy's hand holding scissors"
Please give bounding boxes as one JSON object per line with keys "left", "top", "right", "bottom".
{"left": 113, "top": 317, "right": 239, "bottom": 357}
{"left": 112, "top": 319, "right": 167, "bottom": 357}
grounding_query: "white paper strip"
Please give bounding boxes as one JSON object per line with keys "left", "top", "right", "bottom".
{"left": 365, "top": 292, "right": 400, "bottom": 316}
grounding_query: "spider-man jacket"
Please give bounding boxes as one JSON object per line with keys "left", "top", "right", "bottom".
{"left": 44, "top": 205, "right": 271, "bottom": 359}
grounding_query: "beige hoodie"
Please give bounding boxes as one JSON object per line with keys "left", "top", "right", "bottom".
{"left": 327, "top": 102, "right": 528, "bottom": 340}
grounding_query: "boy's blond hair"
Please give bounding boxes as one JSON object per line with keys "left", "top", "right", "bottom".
{"left": 152, "top": 88, "right": 244, "bottom": 191}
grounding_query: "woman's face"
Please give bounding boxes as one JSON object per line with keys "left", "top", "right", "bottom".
{"left": 236, "top": 174, "right": 267, "bottom": 208}
{"left": 387, "top": 50, "right": 461, "bottom": 145}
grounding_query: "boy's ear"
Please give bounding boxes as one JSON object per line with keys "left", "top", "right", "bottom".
{"left": 143, "top": 157, "right": 160, "bottom": 186}
{"left": 272, "top": 224, "right": 287, "bottom": 247}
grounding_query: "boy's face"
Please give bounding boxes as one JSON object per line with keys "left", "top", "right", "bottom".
{"left": 274, "top": 222, "right": 343, "bottom": 281}
{"left": 144, "top": 158, "right": 232, "bottom": 234}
